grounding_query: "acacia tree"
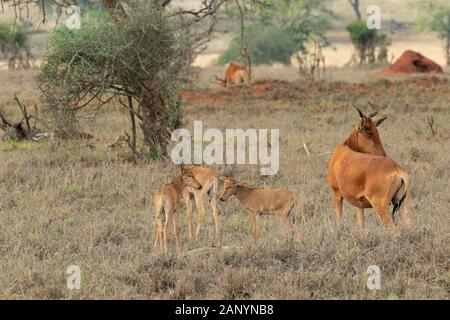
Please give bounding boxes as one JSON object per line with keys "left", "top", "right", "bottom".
{"left": 91, "top": 0, "right": 230, "bottom": 157}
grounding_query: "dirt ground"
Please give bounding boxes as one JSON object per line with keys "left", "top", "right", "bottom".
{"left": 0, "top": 66, "right": 449, "bottom": 299}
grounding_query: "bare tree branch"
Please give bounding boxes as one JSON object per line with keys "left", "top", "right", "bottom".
{"left": 14, "top": 94, "right": 31, "bottom": 134}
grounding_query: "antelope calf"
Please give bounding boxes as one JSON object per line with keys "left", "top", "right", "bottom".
{"left": 181, "top": 165, "right": 221, "bottom": 245}
{"left": 219, "top": 177, "right": 298, "bottom": 241}
{"left": 152, "top": 168, "right": 202, "bottom": 253}
{"left": 327, "top": 107, "right": 413, "bottom": 232}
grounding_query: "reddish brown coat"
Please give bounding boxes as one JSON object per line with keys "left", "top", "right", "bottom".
{"left": 327, "top": 108, "right": 413, "bottom": 232}
{"left": 223, "top": 63, "right": 250, "bottom": 87}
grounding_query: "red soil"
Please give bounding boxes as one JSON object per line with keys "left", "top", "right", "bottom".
{"left": 380, "top": 50, "right": 444, "bottom": 76}
{"left": 180, "top": 77, "right": 449, "bottom": 106}
{"left": 180, "top": 80, "right": 377, "bottom": 105}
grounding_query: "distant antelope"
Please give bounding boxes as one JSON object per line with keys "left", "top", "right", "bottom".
{"left": 327, "top": 107, "right": 413, "bottom": 232}
{"left": 219, "top": 177, "right": 298, "bottom": 241}
{"left": 152, "top": 167, "right": 202, "bottom": 253}
{"left": 181, "top": 165, "right": 221, "bottom": 245}
{"left": 216, "top": 62, "right": 250, "bottom": 87}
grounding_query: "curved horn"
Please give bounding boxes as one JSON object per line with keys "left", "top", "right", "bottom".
{"left": 353, "top": 105, "right": 365, "bottom": 118}
{"left": 367, "top": 101, "right": 378, "bottom": 118}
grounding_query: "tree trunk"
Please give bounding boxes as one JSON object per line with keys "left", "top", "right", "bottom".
{"left": 446, "top": 36, "right": 450, "bottom": 66}
{"left": 236, "top": 0, "right": 251, "bottom": 81}
{"left": 127, "top": 95, "right": 137, "bottom": 161}
{"left": 139, "top": 89, "right": 168, "bottom": 156}
{"left": 349, "top": 0, "right": 361, "bottom": 21}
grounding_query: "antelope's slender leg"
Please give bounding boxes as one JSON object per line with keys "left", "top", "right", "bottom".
{"left": 163, "top": 212, "right": 171, "bottom": 253}
{"left": 333, "top": 190, "right": 344, "bottom": 221}
{"left": 153, "top": 229, "right": 158, "bottom": 250}
{"left": 210, "top": 183, "right": 221, "bottom": 246}
{"left": 356, "top": 207, "right": 365, "bottom": 230}
{"left": 153, "top": 203, "right": 164, "bottom": 253}
{"left": 279, "top": 210, "right": 294, "bottom": 237}
{"left": 280, "top": 211, "right": 294, "bottom": 236}
{"left": 159, "top": 215, "right": 164, "bottom": 252}
{"left": 251, "top": 212, "right": 260, "bottom": 241}
{"left": 399, "top": 197, "right": 414, "bottom": 226}
{"left": 173, "top": 210, "right": 181, "bottom": 252}
{"left": 372, "top": 201, "right": 397, "bottom": 233}
{"left": 194, "top": 190, "right": 206, "bottom": 238}
{"left": 183, "top": 191, "right": 193, "bottom": 240}
{"left": 153, "top": 216, "right": 163, "bottom": 252}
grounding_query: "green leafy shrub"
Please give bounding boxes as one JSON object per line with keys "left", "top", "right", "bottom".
{"left": 346, "top": 20, "right": 389, "bottom": 65}
{"left": 0, "top": 21, "right": 33, "bottom": 69}
{"left": 218, "top": 26, "right": 297, "bottom": 65}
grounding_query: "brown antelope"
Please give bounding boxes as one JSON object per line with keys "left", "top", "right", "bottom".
{"left": 181, "top": 165, "right": 221, "bottom": 245}
{"left": 152, "top": 168, "right": 202, "bottom": 253}
{"left": 327, "top": 107, "right": 413, "bottom": 232}
{"left": 216, "top": 62, "right": 250, "bottom": 87}
{"left": 219, "top": 177, "right": 298, "bottom": 241}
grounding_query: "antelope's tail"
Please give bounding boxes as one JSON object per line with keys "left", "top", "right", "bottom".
{"left": 153, "top": 196, "right": 164, "bottom": 220}
{"left": 289, "top": 196, "right": 299, "bottom": 225}
{"left": 212, "top": 177, "right": 221, "bottom": 214}
{"left": 391, "top": 170, "right": 409, "bottom": 218}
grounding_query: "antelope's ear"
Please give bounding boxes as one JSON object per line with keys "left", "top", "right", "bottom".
{"left": 218, "top": 176, "right": 228, "bottom": 181}
{"left": 374, "top": 116, "right": 387, "bottom": 127}
{"left": 238, "top": 180, "right": 251, "bottom": 186}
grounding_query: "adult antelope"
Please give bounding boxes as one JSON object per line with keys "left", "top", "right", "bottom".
{"left": 327, "top": 107, "right": 413, "bottom": 232}
{"left": 152, "top": 167, "right": 202, "bottom": 253}
{"left": 181, "top": 165, "right": 221, "bottom": 245}
{"left": 219, "top": 177, "right": 298, "bottom": 241}
{"left": 216, "top": 62, "right": 250, "bottom": 87}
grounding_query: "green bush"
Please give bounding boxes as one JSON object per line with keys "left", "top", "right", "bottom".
{"left": 0, "top": 21, "right": 33, "bottom": 69}
{"left": 346, "top": 21, "right": 389, "bottom": 65}
{"left": 218, "top": 25, "right": 297, "bottom": 65}
{"left": 0, "top": 22, "right": 13, "bottom": 56}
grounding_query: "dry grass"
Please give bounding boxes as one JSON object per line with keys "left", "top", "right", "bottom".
{"left": 0, "top": 70, "right": 449, "bottom": 299}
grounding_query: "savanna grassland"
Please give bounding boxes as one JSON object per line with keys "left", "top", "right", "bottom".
{"left": 0, "top": 69, "right": 449, "bottom": 299}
